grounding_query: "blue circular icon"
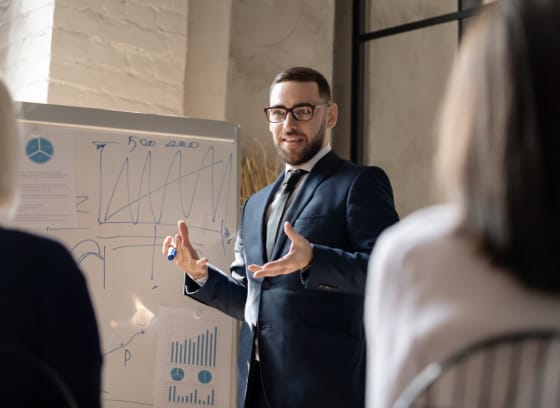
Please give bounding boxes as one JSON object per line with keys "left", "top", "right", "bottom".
{"left": 170, "top": 367, "right": 184, "bottom": 381}
{"left": 26, "top": 137, "right": 54, "bottom": 164}
{"left": 198, "top": 370, "right": 212, "bottom": 384}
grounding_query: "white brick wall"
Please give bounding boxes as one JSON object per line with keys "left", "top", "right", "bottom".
{"left": 0, "top": 0, "right": 336, "bottom": 152}
{"left": 0, "top": 0, "right": 54, "bottom": 102}
{"left": 49, "top": 0, "right": 188, "bottom": 115}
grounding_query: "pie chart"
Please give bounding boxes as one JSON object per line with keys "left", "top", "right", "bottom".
{"left": 26, "top": 137, "right": 54, "bottom": 164}
{"left": 170, "top": 367, "right": 184, "bottom": 381}
{"left": 198, "top": 370, "right": 212, "bottom": 384}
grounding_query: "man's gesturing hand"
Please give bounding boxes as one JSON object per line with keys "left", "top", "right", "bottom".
{"left": 248, "top": 221, "right": 313, "bottom": 278}
{"left": 162, "top": 220, "right": 209, "bottom": 280}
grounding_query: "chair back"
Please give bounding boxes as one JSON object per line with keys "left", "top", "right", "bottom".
{"left": 395, "top": 329, "right": 560, "bottom": 408}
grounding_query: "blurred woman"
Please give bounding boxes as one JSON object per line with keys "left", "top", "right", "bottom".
{"left": 365, "top": 1, "right": 560, "bottom": 406}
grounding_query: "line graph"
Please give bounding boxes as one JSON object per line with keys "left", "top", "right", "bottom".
{"left": 97, "top": 143, "right": 233, "bottom": 228}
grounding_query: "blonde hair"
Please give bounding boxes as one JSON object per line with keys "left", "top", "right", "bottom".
{"left": 0, "top": 79, "right": 20, "bottom": 222}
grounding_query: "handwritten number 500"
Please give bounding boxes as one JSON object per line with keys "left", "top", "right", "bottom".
{"left": 128, "top": 136, "right": 156, "bottom": 152}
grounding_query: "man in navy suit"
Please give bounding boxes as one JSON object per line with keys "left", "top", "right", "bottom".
{"left": 163, "top": 66, "right": 399, "bottom": 408}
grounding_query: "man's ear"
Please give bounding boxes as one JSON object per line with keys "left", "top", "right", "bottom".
{"left": 326, "top": 103, "right": 338, "bottom": 129}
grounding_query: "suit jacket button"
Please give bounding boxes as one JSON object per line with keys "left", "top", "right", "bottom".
{"left": 261, "top": 279, "right": 271, "bottom": 289}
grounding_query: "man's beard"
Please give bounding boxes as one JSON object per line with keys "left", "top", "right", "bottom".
{"left": 277, "top": 123, "right": 326, "bottom": 166}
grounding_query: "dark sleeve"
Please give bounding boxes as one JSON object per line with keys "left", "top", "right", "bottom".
{"left": 38, "top": 241, "right": 103, "bottom": 408}
{"left": 184, "top": 203, "right": 249, "bottom": 322}
{"left": 304, "top": 166, "right": 399, "bottom": 295}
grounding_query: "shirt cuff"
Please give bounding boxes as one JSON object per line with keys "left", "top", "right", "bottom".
{"left": 187, "top": 272, "right": 208, "bottom": 287}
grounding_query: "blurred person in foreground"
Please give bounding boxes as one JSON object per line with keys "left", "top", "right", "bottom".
{"left": 365, "top": 1, "right": 560, "bottom": 406}
{"left": 0, "top": 79, "right": 103, "bottom": 408}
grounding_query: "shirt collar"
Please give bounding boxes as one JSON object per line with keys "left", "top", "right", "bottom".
{"left": 285, "top": 144, "right": 331, "bottom": 175}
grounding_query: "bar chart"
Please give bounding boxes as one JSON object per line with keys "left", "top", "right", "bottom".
{"left": 170, "top": 326, "right": 218, "bottom": 367}
{"left": 155, "top": 306, "right": 233, "bottom": 408}
{"left": 167, "top": 384, "right": 216, "bottom": 405}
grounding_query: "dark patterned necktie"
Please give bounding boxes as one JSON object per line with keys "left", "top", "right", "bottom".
{"left": 265, "top": 169, "right": 307, "bottom": 259}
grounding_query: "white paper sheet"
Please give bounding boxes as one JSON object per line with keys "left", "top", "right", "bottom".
{"left": 15, "top": 124, "right": 77, "bottom": 228}
{"left": 154, "top": 305, "right": 235, "bottom": 407}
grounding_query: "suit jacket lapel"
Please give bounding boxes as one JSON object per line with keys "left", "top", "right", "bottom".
{"left": 258, "top": 173, "right": 285, "bottom": 263}
{"left": 271, "top": 151, "right": 343, "bottom": 259}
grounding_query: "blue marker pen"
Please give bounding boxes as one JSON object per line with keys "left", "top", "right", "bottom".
{"left": 167, "top": 246, "right": 177, "bottom": 261}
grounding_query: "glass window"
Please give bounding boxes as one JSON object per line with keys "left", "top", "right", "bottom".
{"left": 462, "top": 0, "right": 497, "bottom": 7}
{"left": 363, "top": 21, "right": 458, "bottom": 216}
{"left": 367, "top": 0, "right": 456, "bottom": 32}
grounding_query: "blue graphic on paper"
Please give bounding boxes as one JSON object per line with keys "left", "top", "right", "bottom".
{"left": 170, "top": 367, "right": 185, "bottom": 381}
{"left": 26, "top": 137, "right": 54, "bottom": 164}
{"left": 198, "top": 370, "right": 212, "bottom": 384}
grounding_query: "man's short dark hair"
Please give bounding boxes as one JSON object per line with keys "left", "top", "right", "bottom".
{"left": 271, "top": 67, "right": 332, "bottom": 102}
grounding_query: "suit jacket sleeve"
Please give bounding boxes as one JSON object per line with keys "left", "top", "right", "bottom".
{"left": 183, "top": 202, "right": 250, "bottom": 321}
{"left": 303, "top": 166, "right": 399, "bottom": 295}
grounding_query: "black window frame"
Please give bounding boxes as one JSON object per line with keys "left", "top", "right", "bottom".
{"left": 350, "top": 0, "right": 495, "bottom": 164}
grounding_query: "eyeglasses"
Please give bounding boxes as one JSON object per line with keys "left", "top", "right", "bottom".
{"left": 264, "top": 103, "right": 330, "bottom": 123}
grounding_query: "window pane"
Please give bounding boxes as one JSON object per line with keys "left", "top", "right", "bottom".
{"left": 364, "top": 22, "right": 457, "bottom": 216}
{"left": 367, "top": 0, "right": 456, "bottom": 32}
{"left": 462, "top": 0, "right": 483, "bottom": 7}
{"left": 462, "top": 0, "right": 497, "bottom": 8}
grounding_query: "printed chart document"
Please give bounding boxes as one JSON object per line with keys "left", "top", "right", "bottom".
{"left": 155, "top": 305, "right": 235, "bottom": 407}
{"left": 15, "top": 124, "right": 77, "bottom": 228}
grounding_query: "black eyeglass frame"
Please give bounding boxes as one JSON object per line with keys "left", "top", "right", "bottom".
{"left": 263, "top": 103, "right": 330, "bottom": 123}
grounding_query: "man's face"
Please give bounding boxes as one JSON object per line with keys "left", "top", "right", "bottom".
{"left": 268, "top": 81, "right": 337, "bottom": 166}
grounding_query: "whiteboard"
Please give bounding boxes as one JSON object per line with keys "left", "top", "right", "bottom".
{"left": 15, "top": 102, "right": 240, "bottom": 408}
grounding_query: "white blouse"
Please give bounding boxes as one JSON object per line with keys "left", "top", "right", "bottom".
{"left": 365, "top": 204, "right": 560, "bottom": 408}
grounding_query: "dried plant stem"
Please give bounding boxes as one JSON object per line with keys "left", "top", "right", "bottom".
{"left": 240, "top": 143, "right": 283, "bottom": 203}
